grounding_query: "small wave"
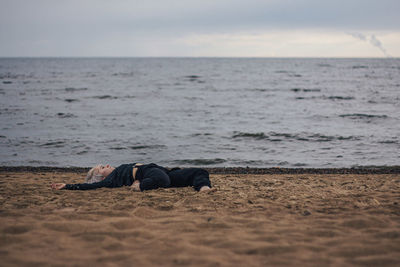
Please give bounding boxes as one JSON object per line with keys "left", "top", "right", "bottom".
{"left": 250, "top": 88, "right": 268, "bottom": 92}
{"left": 232, "top": 132, "right": 267, "bottom": 139}
{"left": 339, "top": 114, "right": 388, "bottom": 119}
{"left": 184, "top": 96, "right": 204, "bottom": 101}
{"left": 0, "top": 108, "right": 24, "bottom": 115}
{"left": 378, "top": 140, "right": 398, "bottom": 144}
{"left": 324, "top": 96, "right": 355, "bottom": 100}
{"left": 27, "top": 160, "right": 58, "bottom": 165}
{"left": 92, "top": 95, "right": 118, "bottom": 100}
{"left": 336, "top": 136, "right": 360, "bottom": 140}
{"left": 0, "top": 73, "right": 34, "bottom": 79}
{"left": 64, "top": 98, "right": 79, "bottom": 103}
{"left": 293, "top": 163, "right": 308, "bottom": 167}
{"left": 230, "top": 159, "right": 267, "bottom": 165}
{"left": 129, "top": 145, "right": 166, "bottom": 150}
{"left": 129, "top": 145, "right": 149, "bottom": 150}
{"left": 183, "top": 75, "right": 205, "bottom": 83}
{"left": 249, "top": 88, "right": 280, "bottom": 92}
{"left": 317, "top": 63, "right": 332, "bottom": 67}
{"left": 270, "top": 132, "right": 297, "bottom": 138}
{"left": 291, "top": 88, "right": 321, "bottom": 92}
{"left": 273, "top": 69, "right": 302, "bottom": 77}
{"left": 296, "top": 95, "right": 355, "bottom": 101}
{"left": 123, "top": 95, "right": 136, "bottom": 99}
{"left": 307, "top": 134, "right": 357, "bottom": 142}
{"left": 57, "top": 112, "right": 76, "bottom": 118}
{"left": 352, "top": 65, "right": 368, "bottom": 69}
{"left": 84, "top": 72, "right": 97, "bottom": 78}
{"left": 65, "top": 87, "right": 88, "bottom": 92}
{"left": 184, "top": 75, "right": 201, "bottom": 81}
{"left": 17, "top": 140, "right": 35, "bottom": 145}
{"left": 277, "top": 161, "right": 290, "bottom": 166}
{"left": 190, "top": 133, "right": 212, "bottom": 137}
{"left": 110, "top": 147, "right": 127, "bottom": 150}
{"left": 229, "top": 159, "right": 289, "bottom": 166}
{"left": 185, "top": 75, "right": 201, "bottom": 79}
{"left": 275, "top": 70, "right": 289, "bottom": 73}
{"left": 39, "top": 141, "right": 66, "bottom": 148}
{"left": 232, "top": 131, "right": 360, "bottom": 142}
{"left": 112, "top": 72, "right": 135, "bottom": 77}
{"left": 173, "top": 158, "right": 226, "bottom": 165}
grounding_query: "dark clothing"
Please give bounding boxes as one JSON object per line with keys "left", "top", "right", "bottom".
{"left": 137, "top": 166, "right": 211, "bottom": 191}
{"left": 168, "top": 168, "right": 211, "bottom": 191}
{"left": 64, "top": 163, "right": 211, "bottom": 191}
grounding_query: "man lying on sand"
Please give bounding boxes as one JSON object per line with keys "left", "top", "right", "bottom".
{"left": 51, "top": 163, "right": 213, "bottom": 192}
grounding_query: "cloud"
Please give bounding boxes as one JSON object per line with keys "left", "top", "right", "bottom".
{"left": 2, "top": 1, "right": 400, "bottom": 32}
{"left": 348, "top": 32, "right": 368, "bottom": 42}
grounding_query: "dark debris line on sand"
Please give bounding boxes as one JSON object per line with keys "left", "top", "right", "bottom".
{"left": 1, "top": 166, "right": 400, "bottom": 174}
{"left": 206, "top": 166, "right": 400, "bottom": 174}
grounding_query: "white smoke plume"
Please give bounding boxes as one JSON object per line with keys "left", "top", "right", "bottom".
{"left": 349, "top": 32, "right": 367, "bottom": 42}
{"left": 369, "top": 34, "right": 390, "bottom": 57}
{"left": 348, "top": 32, "right": 391, "bottom": 57}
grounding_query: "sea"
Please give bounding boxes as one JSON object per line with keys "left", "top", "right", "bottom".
{"left": 0, "top": 58, "right": 399, "bottom": 168}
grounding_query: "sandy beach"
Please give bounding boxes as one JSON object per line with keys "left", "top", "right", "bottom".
{"left": 1, "top": 168, "right": 399, "bottom": 266}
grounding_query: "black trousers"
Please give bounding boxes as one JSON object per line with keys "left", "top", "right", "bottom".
{"left": 140, "top": 167, "right": 211, "bottom": 191}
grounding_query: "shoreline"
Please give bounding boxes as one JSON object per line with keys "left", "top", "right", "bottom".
{"left": 1, "top": 165, "right": 400, "bottom": 174}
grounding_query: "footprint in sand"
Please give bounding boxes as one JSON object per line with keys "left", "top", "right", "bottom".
{"left": 132, "top": 207, "right": 156, "bottom": 218}
{"left": 238, "top": 245, "right": 296, "bottom": 256}
{"left": 341, "top": 218, "right": 386, "bottom": 229}
{"left": 111, "top": 219, "right": 138, "bottom": 230}
{"left": 2, "top": 225, "right": 31, "bottom": 235}
{"left": 42, "top": 221, "right": 83, "bottom": 232}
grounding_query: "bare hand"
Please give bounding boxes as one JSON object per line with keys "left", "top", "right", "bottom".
{"left": 199, "top": 186, "right": 216, "bottom": 193}
{"left": 51, "top": 183, "right": 66, "bottom": 190}
{"left": 130, "top": 180, "right": 141, "bottom": 191}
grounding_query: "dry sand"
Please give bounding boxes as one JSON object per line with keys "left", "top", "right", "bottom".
{"left": 1, "top": 170, "right": 400, "bottom": 266}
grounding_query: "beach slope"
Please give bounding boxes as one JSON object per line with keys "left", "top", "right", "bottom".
{"left": 1, "top": 170, "right": 399, "bottom": 266}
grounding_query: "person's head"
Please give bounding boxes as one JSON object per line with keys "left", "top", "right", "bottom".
{"left": 85, "top": 164, "right": 115, "bottom": 183}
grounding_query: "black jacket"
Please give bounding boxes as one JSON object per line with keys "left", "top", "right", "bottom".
{"left": 64, "top": 163, "right": 168, "bottom": 190}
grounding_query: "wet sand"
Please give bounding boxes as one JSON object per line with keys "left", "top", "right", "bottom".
{"left": 1, "top": 169, "right": 400, "bottom": 266}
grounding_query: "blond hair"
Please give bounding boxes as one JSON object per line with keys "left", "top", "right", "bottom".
{"left": 85, "top": 165, "right": 104, "bottom": 184}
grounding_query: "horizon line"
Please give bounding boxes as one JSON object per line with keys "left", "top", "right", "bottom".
{"left": 0, "top": 56, "right": 398, "bottom": 59}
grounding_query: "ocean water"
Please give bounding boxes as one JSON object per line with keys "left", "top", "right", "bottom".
{"left": 0, "top": 58, "right": 399, "bottom": 168}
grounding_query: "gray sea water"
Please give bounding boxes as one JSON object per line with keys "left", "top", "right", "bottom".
{"left": 0, "top": 58, "right": 399, "bottom": 168}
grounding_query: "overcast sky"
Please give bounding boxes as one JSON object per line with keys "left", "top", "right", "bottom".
{"left": 1, "top": 0, "right": 399, "bottom": 57}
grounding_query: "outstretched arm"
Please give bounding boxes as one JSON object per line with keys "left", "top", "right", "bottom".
{"left": 51, "top": 178, "right": 112, "bottom": 190}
